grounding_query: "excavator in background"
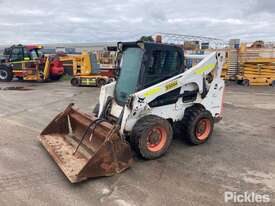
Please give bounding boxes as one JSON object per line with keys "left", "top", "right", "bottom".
{"left": 0, "top": 45, "right": 64, "bottom": 82}
{"left": 59, "top": 51, "right": 115, "bottom": 87}
{"left": 39, "top": 41, "right": 225, "bottom": 183}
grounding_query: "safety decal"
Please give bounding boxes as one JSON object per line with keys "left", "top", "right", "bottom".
{"left": 165, "top": 81, "right": 178, "bottom": 91}
{"left": 81, "top": 79, "right": 96, "bottom": 85}
{"left": 143, "top": 87, "right": 161, "bottom": 97}
{"left": 195, "top": 63, "right": 216, "bottom": 75}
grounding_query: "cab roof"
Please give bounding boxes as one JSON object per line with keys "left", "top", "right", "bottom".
{"left": 10, "top": 44, "right": 43, "bottom": 50}
{"left": 117, "top": 41, "right": 183, "bottom": 52}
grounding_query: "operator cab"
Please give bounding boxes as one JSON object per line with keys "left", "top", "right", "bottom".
{"left": 115, "top": 41, "right": 185, "bottom": 105}
{"left": 4, "top": 45, "right": 42, "bottom": 62}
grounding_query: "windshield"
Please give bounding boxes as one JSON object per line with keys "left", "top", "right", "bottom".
{"left": 115, "top": 47, "right": 144, "bottom": 104}
{"left": 30, "top": 49, "right": 40, "bottom": 59}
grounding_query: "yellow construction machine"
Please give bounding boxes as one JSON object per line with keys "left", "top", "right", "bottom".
{"left": 59, "top": 51, "right": 114, "bottom": 87}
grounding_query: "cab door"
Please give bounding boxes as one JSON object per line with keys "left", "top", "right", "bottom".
{"left": 142, "top": 48, "right": 183, "bottom": 89}
{"left": 23, "top": 47, "right": 35, "bottom": 69}
{"left": 141, "top": 47, "right": 184, "bottom": 108}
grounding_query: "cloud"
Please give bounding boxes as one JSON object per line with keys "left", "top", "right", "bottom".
{"left": 167, "top": 17, "right": 244, "bottom": 25}
{"left": 247, "top": 0, "right": 275, "bottom": 14}
{"left": 0, "top": 0, "right": 273, "bottom": 44}
{"left": 67, "top": 17, "right": 89, "bottom": 23}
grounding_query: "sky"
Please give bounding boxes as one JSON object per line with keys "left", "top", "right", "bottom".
{"left": 0, "top": 0, "right": 274, "bottom": 44}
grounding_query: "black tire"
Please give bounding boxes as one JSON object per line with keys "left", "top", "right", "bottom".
{"left": 131, "top": 115, "right": 173, "bottom": 159}
{"left": 236, "top": 80, "right": 243, "bottom": 85}
{"left": 17, "top": 77, "right": 24, "bottom": 81}
{"left": 93, "top": 103, "right": 99, "bottom": 117}
{"left": 182, "top": 109, "right": 214, "bottom": 145}
{"left": 272, "top": 80, "right": 275, "bottom": 87}
{"left": 242, "top": 79, "right": 250, "bottom": 87}
{"left": 71, "top": 78, "right": 80, "bottom": 87}
{"left": 97, "top": 78, "right": 106, "bottom": 87}
{"left": 108, "top": 78, "right": 114, "bottom": 83}
{"left": 0, "top": 66, "right": 13, "bottom": 82}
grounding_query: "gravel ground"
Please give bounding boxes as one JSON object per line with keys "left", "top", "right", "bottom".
{"left": 0, "top": 80, "right": 274, "bottom": 206}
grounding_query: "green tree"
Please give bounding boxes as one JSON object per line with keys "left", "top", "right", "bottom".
{"left": 139, "top": 36, "right": 154, "bottom": 42}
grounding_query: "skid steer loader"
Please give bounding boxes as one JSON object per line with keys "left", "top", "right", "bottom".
{"left": 39, "top": 41, "right": 225, "bottom": 183}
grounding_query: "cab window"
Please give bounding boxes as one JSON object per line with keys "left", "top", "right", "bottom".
{"left": 30, "top": 50, "right": 39, "bottom": 59}
{"left": 4, "top": 48, "right": 12, "bottom": 56}
{"left": 143, "top": 50, "right": 181, "bottom": 88}
{"left": 10, "top": 48, "right": 23, "bottom": 61}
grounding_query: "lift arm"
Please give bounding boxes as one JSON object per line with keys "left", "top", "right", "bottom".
{"left": 132, "top": 51, "right": 224, "bottom": 105}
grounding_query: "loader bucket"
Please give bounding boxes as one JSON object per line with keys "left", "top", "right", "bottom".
{"left": 39, "top": 104, "right": 133, "bottom": 183}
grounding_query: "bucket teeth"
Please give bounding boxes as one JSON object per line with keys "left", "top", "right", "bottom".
{"left": 39, "top": 104, "right": 133, "bottom": 183}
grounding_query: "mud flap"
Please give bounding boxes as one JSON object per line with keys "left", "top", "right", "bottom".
{"left": 39, "top": 104, "right": 133, "bottom": 183}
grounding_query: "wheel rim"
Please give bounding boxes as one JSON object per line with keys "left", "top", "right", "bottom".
{"left": 0, "top": 70, "right": 8, "bottom": 80}
{"left": 147, "top": 127, "right": 167, "bottom": 152}
{"left": 195, "top": 118, "right": 211, "bottom": 140}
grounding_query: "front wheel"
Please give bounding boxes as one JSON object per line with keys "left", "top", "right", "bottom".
{"left": 236, "top": 80, "right": 243, "bottom": 85}
{"left": 182, "top": 109, "right": 214, "bottom": 145}
{"left": 0, "top": 66, "right": 13, "bottom": 82}
{"left": 71, "top": 78, "right": 80, "bottom": 87}
{"left": 131, "top": 115, "right": 173, "bottom": 159}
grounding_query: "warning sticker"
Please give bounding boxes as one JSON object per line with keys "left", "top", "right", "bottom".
{"left": 165, "top": 81, "right": 178, "bottom": 91}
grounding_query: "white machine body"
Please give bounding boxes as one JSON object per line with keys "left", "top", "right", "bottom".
{"left": 98, "top": 51, "right": 225, "bottom": 135}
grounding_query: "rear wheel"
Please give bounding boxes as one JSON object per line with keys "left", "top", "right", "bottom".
{"left": 182, "top": 109, "right": 214, "bottom": 145}
{"left": 131, "top": 115, "right": 173, "bottom": 159}
{"left": 243, "top": 79, "right": 250, "bottom": 87}
{"left": 71, "top": 78, "right": 80, "bottom": 87}
{"left": 0, "top": 66, "right": 13, "bottom": 82}
{"left": 97, "top": 78, "right": 106, "bottom": 87}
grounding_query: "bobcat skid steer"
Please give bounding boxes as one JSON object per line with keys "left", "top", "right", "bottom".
{"left": 39, "top": 41, "right": 225, "bottom": 183}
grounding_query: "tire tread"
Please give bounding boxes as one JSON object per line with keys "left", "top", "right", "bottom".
{"left": 131, "top": 115, "right": 173, "bottom": 159}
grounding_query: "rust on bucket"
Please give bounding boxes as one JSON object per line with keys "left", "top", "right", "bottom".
{"left": 39, "top": 104, "right": 133, "bottom": 183}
